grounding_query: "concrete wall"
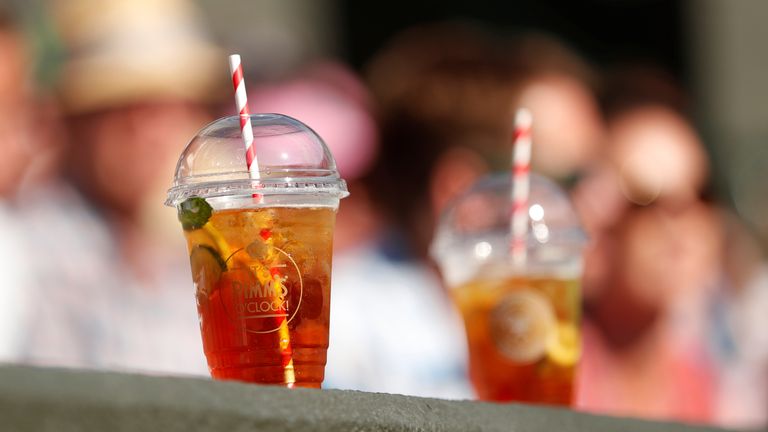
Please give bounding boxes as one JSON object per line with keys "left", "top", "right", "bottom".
{"left": 0, "top": 366, "right": 740, "bottom": 432}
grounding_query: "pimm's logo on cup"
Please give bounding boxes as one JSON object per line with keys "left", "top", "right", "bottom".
{"left": 218, "top": 240, "right": 303, "bottom": 334}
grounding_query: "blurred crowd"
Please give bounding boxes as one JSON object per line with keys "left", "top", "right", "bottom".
{"left": 0, "top": 0, "right": 766, "bottom": 429}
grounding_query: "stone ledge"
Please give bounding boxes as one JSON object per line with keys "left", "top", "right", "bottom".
{"left": 0, "top": 365, "right": 739, "bottom": 432}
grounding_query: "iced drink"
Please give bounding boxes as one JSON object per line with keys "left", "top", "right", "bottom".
{"left": 167, "top": 114, "right": 347, "bottom": 387}
{"left": 431, "top": 174, "right": 585, "bottom": 405}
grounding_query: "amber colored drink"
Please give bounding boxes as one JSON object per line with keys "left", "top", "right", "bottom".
{"left": 452, "top": 276, "right": 581, "bottom": 405}
{"left": 183, "top": 206, "right": 335, "bottom": 388}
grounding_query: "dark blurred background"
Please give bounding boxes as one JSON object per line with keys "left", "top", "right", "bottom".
{"left": 0, "top": 0, "right": 766, "bottom": 428}
{"left": 341, "top": 0, "right": 684, "bottom": 73}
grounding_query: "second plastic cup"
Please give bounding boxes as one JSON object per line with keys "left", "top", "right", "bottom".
{"left": 166, "top": 114, "right": 348, "bottom": 388}
{"left": 431, "top": 173, "right": 586, "bottom": 405}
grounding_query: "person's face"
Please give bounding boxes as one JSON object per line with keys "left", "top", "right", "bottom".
{"left": 608, "top": 106, "right": 708, "bottom": 206}
{"left": 70, "top": 101, "right": 209, "bottom": 217}
{"left": 612, "top": 203, "right": 721, "bottom": 310}
{"left": 517, "top": 73, "right": 605, "bottom": 179}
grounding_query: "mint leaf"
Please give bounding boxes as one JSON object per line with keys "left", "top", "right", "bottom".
{"left": 178, "top": 197, "right": 213, "bottom": 230}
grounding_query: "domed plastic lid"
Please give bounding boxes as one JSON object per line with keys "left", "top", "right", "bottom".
{"left": 431, "top": 173, "right": 587, "bottom": 284}
{"left": 165, "top": 114, "right": 348, "bottom": 207}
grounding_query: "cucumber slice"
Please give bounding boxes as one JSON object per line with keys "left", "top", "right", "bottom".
{"left": 190, "top": 245, "right": 226, "bottom": 297}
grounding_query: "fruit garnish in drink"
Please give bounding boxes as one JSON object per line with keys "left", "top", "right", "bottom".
{"left": 178, "top": 197, "right": 213, "bottom": 230}
{"left": 546, "top": 322, "right": 581, "bottom": 367}
{"left": 190, "top": 244, "right": 226, "bottom": 298}
{"left": 490, "top": 289, "right": 556, "bottom": 364}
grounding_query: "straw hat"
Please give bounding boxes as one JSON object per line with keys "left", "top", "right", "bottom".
{"left": 52, "top": 0, "right": 223, "bottom": 113}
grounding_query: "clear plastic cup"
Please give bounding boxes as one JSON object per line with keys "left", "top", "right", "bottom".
{"left": 430, "top": 173, "right": 586, "bottom": 405}
{"left": 166, "top": 114, "right": 348, "bottom": 388}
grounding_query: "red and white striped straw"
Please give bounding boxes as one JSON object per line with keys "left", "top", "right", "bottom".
{"left": 510, "top": 108, "right": 533, "bottom": 267}
{"left": 228, "top": 54, "right": 260, "bottom": 180}
{"left": 228, "top": 54, "right": 295, "bottom": 386}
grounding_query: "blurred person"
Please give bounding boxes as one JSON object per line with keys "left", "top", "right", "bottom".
{"left": 573, "top": 66, "right": 768, "bottom": 427}
{"left": 512, "top": 34, "right": 605, "bottom": 182}
{"left": 578, "top": 203, "right": 721, "bottom": 422}
{"left": 570, "top": 66, "right": 692, "bottom": 233}
{"left": 366, "top": 22, "right": 520, "bottom": 259}
{"left": 367, "top": 26, "right": 605, "bottom": 257}
{"left": 340, "top": 22, "right": 516, "bottom": 397}
{"left": 0, "top": 9, "right": 63, "bottom": 361}
{"left": 11, "top": 0, "right": 224, "bottom": 376}
{"left": 574, "top": 104, "right": 710, "bottom": 301}
{"left": 0, "top": 9, "right": 36, "bottom": 363}
{"left": 574, "top": 67, "right": 725, "bottom": 423}
{"left": 353, "top": 23, "right": 605, "bottom": 398}
{"left": 365, "top": 25, "right": 523, "bottom": 396}
{"left": 361, "top": 22, "right": 612, "bottom": 399}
